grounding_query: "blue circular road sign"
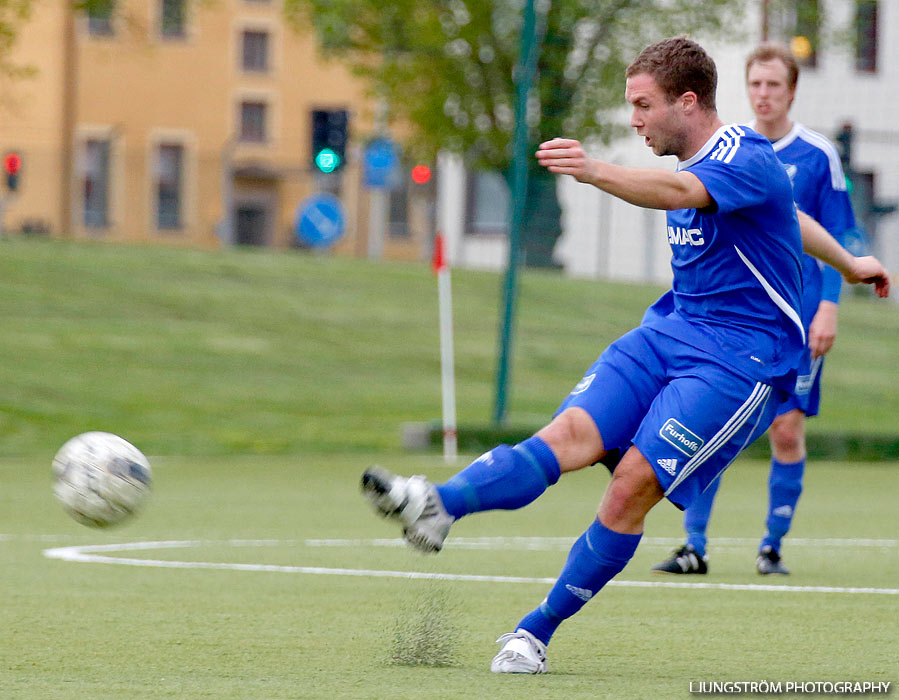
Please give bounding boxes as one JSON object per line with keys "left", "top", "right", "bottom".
{"left": 363, "top": 138, "right": 398, "bottom": 188}
{"left": 295, "top": 193, "right": 346, "bottom": 248}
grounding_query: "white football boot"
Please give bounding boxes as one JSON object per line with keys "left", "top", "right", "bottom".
{"left": 360, "top": 466, "right": 454, "bottom": 553}
{"left": 490, "top": 628, "right": 548, "bottom": 674}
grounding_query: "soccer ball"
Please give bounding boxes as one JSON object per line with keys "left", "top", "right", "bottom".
{"left": 52, "top": 432, "right": 152, "bottom": 528}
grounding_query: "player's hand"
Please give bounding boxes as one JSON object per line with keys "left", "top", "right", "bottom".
{"left": 843, "top": 255, "right": 891, "bottom": 298}
{"left": 808, "top": 300, "right": 838, "bottom": 358}
{"left": 536, "top": 138, "right": 597, "bottom": 184}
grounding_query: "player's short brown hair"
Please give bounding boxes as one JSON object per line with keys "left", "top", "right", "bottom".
{"left": 745, "top": 42, "right": 799, "bottom": 89}
{"left": 625, "top": 37, "right": 718, "bottom": 111}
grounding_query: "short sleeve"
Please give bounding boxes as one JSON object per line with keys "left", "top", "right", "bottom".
{"left": 687, "top": 145, "right": 770, "bottom": 215}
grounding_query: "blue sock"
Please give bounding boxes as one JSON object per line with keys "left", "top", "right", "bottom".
{"left": 435, "top": 436, "right": 560, "bottom": 520}
{"left": 683, "top": 477, "right": 722, "bottom": 557}
{"left": 761, "top": 458, "right": 804, "bottom": 552}
{"left": 516, "top": 519, "right": 642, "bottom": 645}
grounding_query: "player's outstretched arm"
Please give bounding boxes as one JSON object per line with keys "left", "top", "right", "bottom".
{"left": 797, "top": 210, "right": 890, "bottom": 297}
{"left": 535, "top": 138, "right": 713, "bottom": 211}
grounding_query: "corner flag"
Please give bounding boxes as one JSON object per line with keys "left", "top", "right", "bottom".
{"left": 432, "top": 234, "right": 457, "bottom": 461}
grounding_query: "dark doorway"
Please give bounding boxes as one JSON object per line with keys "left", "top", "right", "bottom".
{"left": 235, "top": 205, "right": 267, "bottom": 246}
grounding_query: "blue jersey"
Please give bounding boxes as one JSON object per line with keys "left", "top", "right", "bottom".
{"left": 767, "top": 122, "right": 856, "bottom": 315}
{"left": 642, "top": 124, "right": 804, "bottom": 391}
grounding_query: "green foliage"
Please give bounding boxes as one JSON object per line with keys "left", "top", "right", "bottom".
{"left": 285, "top": 0, "right": 749, "bottom": 170}
{"left": 0, "top": 0, "right": 33, "bottom": 79}
{"left": 0, "top": 0, "right": 125, "bottom": 82}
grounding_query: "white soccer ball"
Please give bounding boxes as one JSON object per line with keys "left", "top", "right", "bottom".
{"left": 52, "top": 432, "right": 152, "bottom": 528}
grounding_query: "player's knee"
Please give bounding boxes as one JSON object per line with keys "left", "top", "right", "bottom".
{"left": 536, "top": 408, "right": 604, "bottom": 472}
{"left": 599, "top": 487, "right": 637, "bottom": 528}
{"left": 598, "top": 458, "right": 663, "bottom": 532}
{"left": 768, "top": 410, "right": 805, "bottom": 462}
{"left": 769, "top": 412, "right": 805, "bottom": 458}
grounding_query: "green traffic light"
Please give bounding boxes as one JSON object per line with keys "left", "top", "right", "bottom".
{"left": 315, "top": 148, "right": 340, "bottom": 173}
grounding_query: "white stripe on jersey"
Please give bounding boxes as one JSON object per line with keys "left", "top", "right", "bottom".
{"left": 710, "top": 125, "right": 745, "bottom": 163}
{"left": 733, "top": 244, "right": 806, "bottom": 344}
{"left": 664, "top": 382, "right": 771, "bottom": 497}
{"left": 771, "top": 122, "right": 847, "bottom": 192}
{"left": 796, "top": 126, "right": 847, "bottom": 191}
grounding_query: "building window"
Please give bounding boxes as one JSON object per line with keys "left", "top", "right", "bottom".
{"left": 242, "top": 30, "right": 269, "bottom": 72}
{"left": 855, "top": 0, "right": 878, "bottom": 72}
{"left": 239, "top": 101, "right": 267, "bottom": 142}
{"left": 87, "top": 0, "right": 115, "bottom": 37}
{"left": 83, "top": 139, "right": 111, "bottom": 228}
{"left": 156, "top": 144, "right": 183, "bottom": 230}
{"left": 160, "top": 0, "right": 186, "bottom": 39}
{"left": 466, "top": 170, "right": 508, "bottom": 235}
{"left": 769, "top": 0, "right": 819, "bottom": 68}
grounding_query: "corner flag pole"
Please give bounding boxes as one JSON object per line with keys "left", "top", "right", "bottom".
{"left": 433, "top": 233, "right": 458, "bottom": 462}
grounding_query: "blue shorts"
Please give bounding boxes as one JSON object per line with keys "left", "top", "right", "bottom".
{"left": 557, "top": 326, "right": 786, "bottom": 510}
{"left": 777, "top": 352, "right": 822, "bottom": 418}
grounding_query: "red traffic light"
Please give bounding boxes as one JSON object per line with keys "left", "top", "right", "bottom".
{"left": 411, "top": 164, "right": 431, "bottom": 185}
{"left": 4, "top": 152, "right": 21, "bottom": 176}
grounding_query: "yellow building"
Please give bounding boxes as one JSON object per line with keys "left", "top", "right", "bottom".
{"left": 0, "top": 0, "right": 431, "bottom": 259}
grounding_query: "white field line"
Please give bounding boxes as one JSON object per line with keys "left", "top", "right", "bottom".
{"left": 304, "top": 536, "right": 899, "bottom": 550}
{"left": 41, "top": 540, "right": 899, "bottom": 596}
{"left": 10, "top": 534, "right": 897, "bottom": 548}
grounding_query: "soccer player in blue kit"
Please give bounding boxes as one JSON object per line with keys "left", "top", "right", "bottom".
{"left": 360, "top": 37, "right": 890, "bottom": 673}
{"left": 652, "top": 43, "right": 860, "bottom": 577}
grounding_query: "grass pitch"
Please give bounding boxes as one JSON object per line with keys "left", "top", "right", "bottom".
{"left": 0, "top": 238, "right": 896, "bottom": 698}
{"left": 2, "top": 453, "right": 897, "bottom": 699}
{"left": 0, "top": 237, "right": 895, "bottom": 457}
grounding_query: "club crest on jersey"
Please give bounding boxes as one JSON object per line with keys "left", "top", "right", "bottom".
{"left": 571, "top": 373, "right": 595, "bottom": 395}
{"left": 667, "top": 226, "right": 705, "bottom": 246}
{"left": 659, "top": 419, "right": 704, "bottom": 457}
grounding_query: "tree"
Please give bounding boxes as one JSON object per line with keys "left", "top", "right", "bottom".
{"left": 0, "top": 0, "right": 116, "bottom": 83}
{"left": 0, "top": 0, "right": 33, "bottom": 80}
{"left": 285, "top": 0, "right": 748, "bottom": 265}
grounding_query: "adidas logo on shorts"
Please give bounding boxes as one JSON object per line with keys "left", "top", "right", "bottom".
{"left": 657, "top": 458, "right": 678, "bottom": 475}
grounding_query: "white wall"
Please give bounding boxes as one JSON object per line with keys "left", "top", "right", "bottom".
{"left": 438, "top": 1, "right": 899, "bottom": 284}
{"left": 790, "top": 1, "right": 899, "bottom": 279}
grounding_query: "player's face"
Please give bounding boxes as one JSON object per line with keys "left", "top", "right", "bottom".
{"left": 746, "top": 59, "right": 795, "bottom": 123}
{"left": 626, "top": 73, "right": 688, "bottom": 158}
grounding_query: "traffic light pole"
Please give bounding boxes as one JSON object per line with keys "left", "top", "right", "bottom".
{"left": 219, "top": 138, "right": 236, "bottom": 244}
{"left": 1, "top": 151, "right": 23, "bottom": 235}
{"left": 368, "top": 191, "right": 387, "bottom": 259}
{"left": 492, "top": 0, "right": 544, "bottom": 425}
{"left": 367, "top": 98, "right": 389, "bottom": 260}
